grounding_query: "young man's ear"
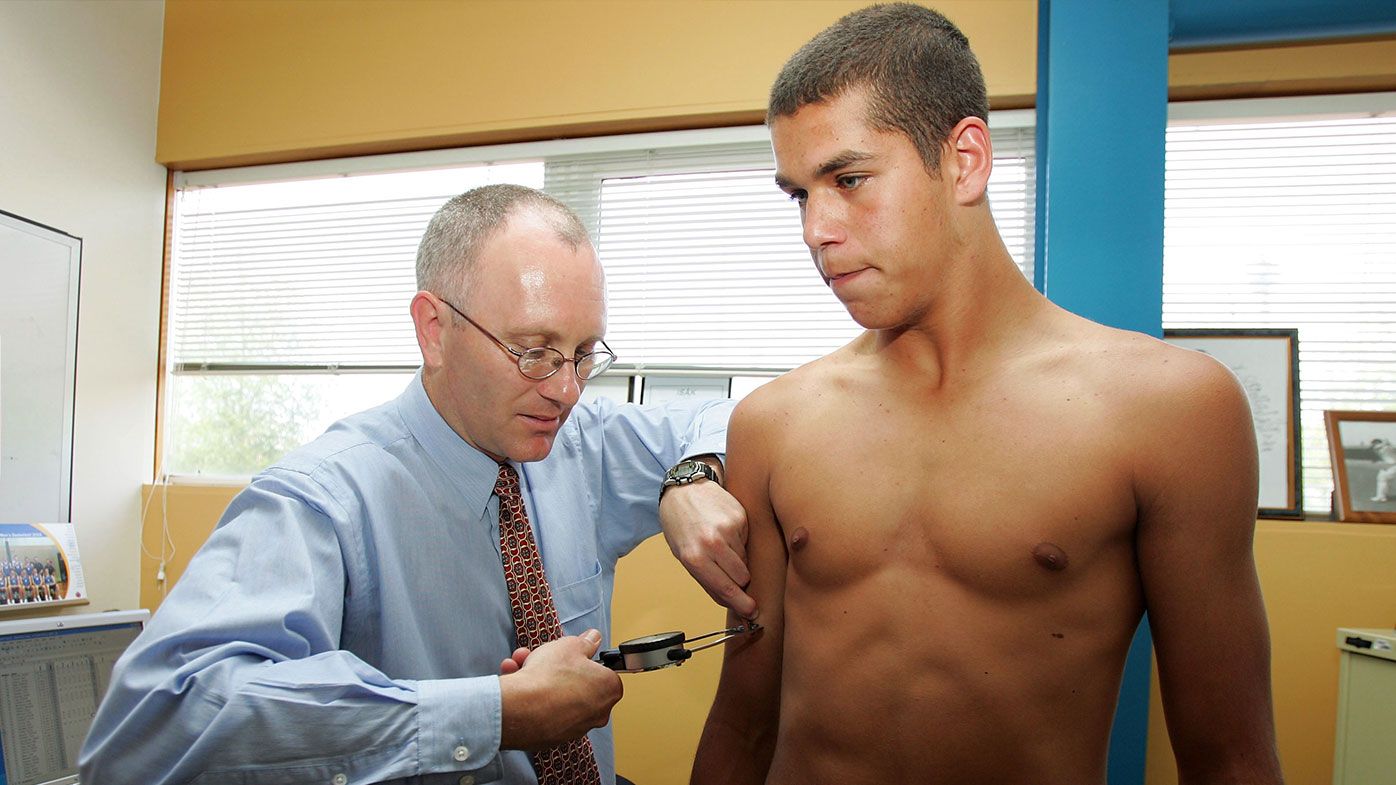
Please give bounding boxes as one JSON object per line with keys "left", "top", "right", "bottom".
{"left": 946, "top": 116, "right": 993, "bottom": 206}
{"left": 411, "top": 291, "right": 447, "bottom": 370}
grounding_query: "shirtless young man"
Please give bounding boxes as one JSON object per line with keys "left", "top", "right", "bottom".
{"left": 691, "top": 5, "right": 1283, "bottom": 784}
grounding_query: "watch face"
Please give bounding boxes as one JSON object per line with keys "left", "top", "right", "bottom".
{"left": 664, "top": 460, "right": 713, "bottom": 489}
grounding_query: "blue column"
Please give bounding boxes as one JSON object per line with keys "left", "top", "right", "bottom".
{"left": 1034, "top": 2, "right": 1169, "bottom": 784}
{"left": 1035, "top": 0, "right": 1168, "bottom": 333}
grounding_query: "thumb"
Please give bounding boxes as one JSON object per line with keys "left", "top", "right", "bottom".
{"left": 578, "top": 629, "right": 602, "bottom": 656}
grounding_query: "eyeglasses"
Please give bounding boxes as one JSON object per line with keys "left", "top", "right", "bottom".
{"left": 436, "top": 295, "right": 617, "bottom": 381}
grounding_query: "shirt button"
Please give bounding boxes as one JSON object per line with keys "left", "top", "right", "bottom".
{"left": 452, "top": 745, "right": 470, "bottom": 762}
{"left": 331, "top": 775, "right": 347, "bottom": 785}
{"left": 459, "top": 776, "right": 475, "bottom": 785}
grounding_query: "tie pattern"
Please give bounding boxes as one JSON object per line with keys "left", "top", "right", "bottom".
{"left": 495, "top": 463, "right": 601, "bottom": 785}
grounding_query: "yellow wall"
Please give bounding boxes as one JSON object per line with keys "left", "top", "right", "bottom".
{"left": 157, "top": 0, "right": 1396, "bottom": 170}
{"left": 137, "top": 483, "right": 234, "bottom": 608}
{"left": 141, "top": 488, "right": 1396, "bottom": 785}
{"left": 157, "top": 0, "right": 1036, "bottom": 169}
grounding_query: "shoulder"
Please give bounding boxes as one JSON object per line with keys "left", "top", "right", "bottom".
{"left": 246, "top": 402, "right": 415, "bottom": 518}
{"left": 1059, "top": 324, "right": 1254, "bottom": 473}
{"left": 1111, "top": 329, "right": 1247, "bottom": 421}
{"left": 273, "top": 401, "right": 409, "bottom": 477}
{"left": 732, "top": 351, "right": 847, "bottom": 427}
{"left": 1045, "top": 318, "right": 1246, "bottom": 417}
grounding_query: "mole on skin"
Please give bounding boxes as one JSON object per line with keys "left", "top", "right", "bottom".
{"left": 1032, "top": 542, "right": 1069, "bottom": 571}
{"left": 790, "top": 527, "right": 810, "bottom": 552}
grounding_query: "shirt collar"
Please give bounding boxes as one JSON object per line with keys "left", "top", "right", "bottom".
{"left": 397, "top": 370, "right": 501, "bottom": 518}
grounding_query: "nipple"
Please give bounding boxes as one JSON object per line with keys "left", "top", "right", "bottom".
{"left": 790, "top": 527, "right": 810, "bottom": 552}
{"left": 1032, "top": 542, "right": 1069, "bottom": 571}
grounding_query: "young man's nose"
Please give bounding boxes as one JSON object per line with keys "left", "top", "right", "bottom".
{"left": 802, "top": 196, "right": 845, "bottom": 250}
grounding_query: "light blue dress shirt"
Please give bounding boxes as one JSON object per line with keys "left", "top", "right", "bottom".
{"left": 80, "top": 374, "right": 731, "bottom": 785}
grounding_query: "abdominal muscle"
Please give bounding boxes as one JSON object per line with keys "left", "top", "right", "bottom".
{"left": 763, "top": 525, "right": 1139, "bottom": 785}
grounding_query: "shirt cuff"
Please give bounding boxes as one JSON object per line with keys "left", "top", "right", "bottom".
{"left": 682, "top": 399, "right": 734, "bottom": 461}
{"left": 415, "top": 675, "right": 502, "bottom": 774}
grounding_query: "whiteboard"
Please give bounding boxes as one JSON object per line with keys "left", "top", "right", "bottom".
{"left": 0, "top": 211, "right": 81, "bottom": 522}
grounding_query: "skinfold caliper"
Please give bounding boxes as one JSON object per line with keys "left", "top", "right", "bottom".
{"left": 595, "top": 620, "right": 762, "bottom": 673}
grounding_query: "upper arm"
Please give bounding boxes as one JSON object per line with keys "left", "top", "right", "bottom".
{"left": 697, "top": 390, "right": 789, "bottom": 750}
{"left": 722, "top": 388, "right": 789, "bottom": 662}
{"left": 1131, "top": 352, "right": 1281, "bottom": 781}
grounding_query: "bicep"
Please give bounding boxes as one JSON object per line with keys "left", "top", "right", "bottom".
{"left": 708, "top": 396, "right": 787, "bottom": 718}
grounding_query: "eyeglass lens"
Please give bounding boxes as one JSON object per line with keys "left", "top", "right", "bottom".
{"left": 517, "top": 347, "right": 614, "bottom": 380}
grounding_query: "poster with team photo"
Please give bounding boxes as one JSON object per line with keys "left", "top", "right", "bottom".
{"left": 0, "top": 524, "right": 88, "bottom": 611}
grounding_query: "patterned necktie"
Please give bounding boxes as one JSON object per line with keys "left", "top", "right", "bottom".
{"left": 494, "top": 462, "right": 601, "bottom": 785}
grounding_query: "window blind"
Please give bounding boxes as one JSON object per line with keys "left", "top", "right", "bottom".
{"left": 172, "top": 123, "right": 1034, "bottom": 374}
{"left": 1162, "top": 115, "right": 1396, "bottom": 513}
{"left": 170, "top": 164, "right": 544, "bottom": 370}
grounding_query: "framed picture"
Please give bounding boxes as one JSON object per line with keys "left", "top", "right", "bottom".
{"left": 0, "top": 523, "right": 88, "bottom": 612}
{"left": 1164, "top": 329, "right": 1302, "bottom": 518}
{"left": 1324, "top": 410, "right": 1396, "bottom": 524}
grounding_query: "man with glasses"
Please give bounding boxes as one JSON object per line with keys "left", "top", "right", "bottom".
{"left": 82, "top": 185, "right": 752, "bottom": 785}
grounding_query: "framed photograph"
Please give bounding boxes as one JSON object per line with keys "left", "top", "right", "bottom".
{"left": 1164, "top": 329, "right": 1302, "bottom": 518}
{"left": 1324, "top": 410, "right": 1396, "bottom": 524}
{"left": 0, "top": 523, "right": 88, "bottom": 612}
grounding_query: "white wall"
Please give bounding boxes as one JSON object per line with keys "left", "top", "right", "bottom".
{"left": 0, "top": 0, "right": 166, "bottom": 611}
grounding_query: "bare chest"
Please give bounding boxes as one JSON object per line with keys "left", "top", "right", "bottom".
{"left": 768, "top": 389, "right": 1138, "bottom": 600}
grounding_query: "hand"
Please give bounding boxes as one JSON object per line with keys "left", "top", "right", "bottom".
{"left": 660, "top": 478, "right": 757, "bottom": 618}
{"left": 499, "top": 629, "right": 623, "bottom": 750}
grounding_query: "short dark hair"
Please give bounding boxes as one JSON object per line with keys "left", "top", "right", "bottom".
{"left": 768, "top": 3, "right": 989, "bottom": 171}
{"left": 415, "top": 184, "right": 590, "bottom": 304}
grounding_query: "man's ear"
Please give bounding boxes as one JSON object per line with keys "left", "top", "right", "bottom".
{"left": 946, "top": 116, "right": 993, "bottom": 206}
{"left": 411, "top": 291, "right": 447, "bottom": 370}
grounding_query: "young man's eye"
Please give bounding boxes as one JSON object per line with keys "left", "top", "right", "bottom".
{"left": 836, "top": 174, "right": 866, "bottom": 189}
{"left": 786, "top": 189, "right": 808, "bottom": 206}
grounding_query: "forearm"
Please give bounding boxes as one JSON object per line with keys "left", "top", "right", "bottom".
{"left": 80, "top": 650, "right": 502, "bottom": 785}
{"left": 691, "top": 704, "right": 779, "bottom": 785}
{"left": 1176, "top": 753, "right": 1284, "bottom": 785}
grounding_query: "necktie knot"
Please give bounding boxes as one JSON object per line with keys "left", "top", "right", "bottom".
{"left": 495, "top": 462, "right": 520, "bottom": 499}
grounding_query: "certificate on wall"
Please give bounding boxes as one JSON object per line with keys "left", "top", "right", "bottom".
{"left": 1164, "top": 329, "right": 1303, "bottom": 519}
{"left": 0, "top": 523, "right": 89, "bottom": 612}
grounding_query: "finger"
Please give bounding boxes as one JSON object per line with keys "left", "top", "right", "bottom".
{"left": 579, "top": 628, "right": 602, "bottom": 656}
{"left": 691, "top": 560, "right": 758, "bottom": 619}
{"left": 710, "top": 540, "right": 751, "bottom": 588}
{"left": 511, "top": 647, "right": 531, "bottom": 666}
{"left": 499, "top": 657, "right": 520, "bottom": 675}
{"left": 715, "top": 583, "right": 758, "bottom": 620}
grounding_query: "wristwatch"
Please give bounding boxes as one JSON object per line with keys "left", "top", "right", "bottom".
{"left": 660, "top": 459, "right": 720, "bottom": 500}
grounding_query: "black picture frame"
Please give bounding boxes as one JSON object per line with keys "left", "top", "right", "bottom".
{"left": 1164, "top": 328, "right": 1303, "bottom": 519}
